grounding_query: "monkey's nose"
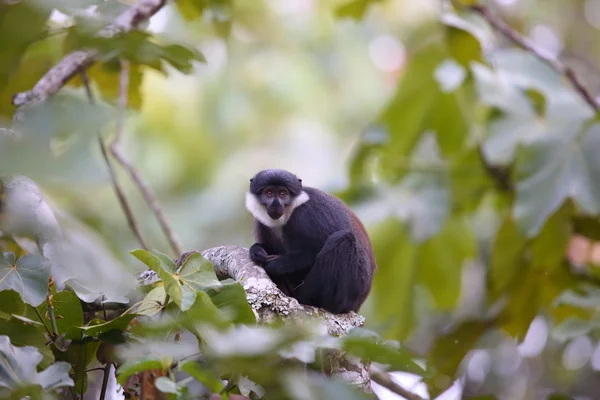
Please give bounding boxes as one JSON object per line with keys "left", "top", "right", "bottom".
{"left": 268, "top": 209, "right": 283, "bottom": 220}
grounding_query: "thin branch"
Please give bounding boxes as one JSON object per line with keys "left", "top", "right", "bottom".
{"left": 109, "top": 60, "right": 184, "bottom": 256}
{"left": 468, "top": 4, "right": 600, "bottom": 112}
{"left": 80, "top": 70, "right": 150, "bottom": 250}
{"left": 34, "top": 307, "right": 53, "bottom": 338}
{"left": 98, "top": 137, "right": 150, "bottom": 250}
{"left": 11, "top": 0, "right": 167, "bottom": 110}
{"left": 370, "top": 367, "right": 425, "bottom": 400}
{"left": 99, "top": 363, "right": 113, "bottom": 400}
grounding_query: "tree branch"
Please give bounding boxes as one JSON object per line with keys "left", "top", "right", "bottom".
{"left": 11, "top": 0, "right": 167, "bottom": 110}
{"left": 468, "top": 4, "right": 600, "bottom": 112}
{"left": 79, "top": 68, "right": 150, "bottom": 251}
{"left": 109, "top": 60, "right": 184, "bottom": 257}
{"left": 370, "top": 366, "right": 425, "bottom": 400}
{"left": 139, "top": 245, "right": 372, "bottom": 391}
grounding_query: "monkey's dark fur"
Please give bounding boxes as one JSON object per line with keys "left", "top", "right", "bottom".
{"left": 246, "top": 169, "right": 376, "bottom": 314}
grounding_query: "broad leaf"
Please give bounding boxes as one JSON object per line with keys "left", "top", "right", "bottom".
{"left": 204, "top": 279, "right": 256, "bottom": 325}
{"left": 132, "top": 249, "right": 195, "bottom": 311}
{"left": 488, "top": 215, "right": 526, "bottom": 300}
{"left": 513, "top": 123, "right": 600, "bottom": 236}
{"left": 0, "top": 289, "right": 25, "bottom": 320}
{"left": 116, "top": 359, "right": 168, "bottom": 385}
{"left": 65, "top": 313, "right": 136, "bottom": 341}
{"left": 37, "top": 290, "right": 84, "bottom": 336}
{"left": 335, "top": 0, "right": 380, "bottom": 20}
{"left": 0, "top": 317, "right": 54, "bottom": 369}
{"left": 342, "top": 333, "right": 428, "bottom": 377}
{"left": 0, "top": 253, "right": 51, "bottom": 307}
{"left": 179, "top": 361, "right": 224, "bottom": 393}
{"left": 416, "top": 216, "right": 476, "bottom": 310}
{"left": 0, "top": 335, "right": 73, "bottom": 398}
{"left": 392, "top": 134, "right": 451, "bottom": 242}
{"left": 552, "top": 317, "right": 592, "bottom": 342}
{"left": 137, "top": 285, "right": 167, "bottom": 317}
{"left": 369, "top": 219, "right": 417, "bottom": 340}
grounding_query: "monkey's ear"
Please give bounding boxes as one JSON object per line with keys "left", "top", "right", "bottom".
{"left": 250, "top": 178, "right": 253, "bottom": 182}
{"left": 298, "top": 179, "right": 302, "bottom": 183}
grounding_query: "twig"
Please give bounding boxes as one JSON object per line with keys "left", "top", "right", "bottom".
{"left": 11, "top": 0, "right": 167, "bottom": 110}
{"left": 80, "top": 70, "right": 150, "bottom": 250}
{"left": 370, "top": 367, "right": 425, "bottom": 400}
{"left": 34, "top": 307, "right": 54, "bottom": 338}
{"left": 109, "top": 60, "right": 184, "bottom": 257}
{"left": 99, "top": 363, "right": 113, "bottom": 400}
{"left": 99, "top": 135, "right": 150, "bottom": 250}
{"left": 468, "top": 4, "right": 600, "bottom": 112}
{"left": 47, "top": 303, "right": 59, "bottom": 337}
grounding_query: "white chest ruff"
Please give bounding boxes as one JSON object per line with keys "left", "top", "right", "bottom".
{"left": 245, "top": 191, "right": 310, "bottom": 228}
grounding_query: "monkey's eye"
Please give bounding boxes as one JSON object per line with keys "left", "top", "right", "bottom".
{"left": 265, "top": 190, "right": 274, "bottom": 197}
{"left": 279, "top": 191, "right": 287, "bottom": 198}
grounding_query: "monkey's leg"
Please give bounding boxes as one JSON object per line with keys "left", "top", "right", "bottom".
{"left": 293, "top": 230, "right": 370, "bottom": 314}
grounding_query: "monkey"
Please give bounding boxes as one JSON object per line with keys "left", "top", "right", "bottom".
{"left": 245, "top": 169, "right": 376, "bottom": 314}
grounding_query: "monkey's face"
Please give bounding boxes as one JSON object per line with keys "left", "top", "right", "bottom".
{"left": 259, "top": 186, "right": 293, "bottom": 220}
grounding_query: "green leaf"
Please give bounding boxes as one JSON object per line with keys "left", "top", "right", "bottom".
{"left": 0, "top": 289, "right": 26, "bottom": 320}
{"left": 204, "top": 279, "right": 256, "bottom": 325}
{"left": 489, "top": 215, "right": 527, "bottom": 300}
{"left": 501, "top": 267, "right": 578, "bottom": 340}
{"left": 37, "top": 290, "right": 84, "bottom": 336}
{"left": 552, "top": 317, "right": 592, "bottom": 342}
{"left": 65, "top": 313, "right": 136, "bottom": 341}
{"left": 335, "top": 0, "right": 380, "bottom": 20}
{"left": 155, "top": 377, "right": 179, "bottom": 394}
{"left": 0, "top": 335, "right": 73, "bottom": 398}
{"left": 66, "top": 29, "right": 205, "bottom": 75}
{"left": 449, "top": 148, "right": 494, "bottom": 212}
{"left": 554, "top": 285, "right": 600, "bottom": 309}
{"left": 489, "top": 49, "right": 595, "bottom": 121}
{"left": 452, "top": 0, "right": 479, "bottom": 5}
{"left": 373, "top": 42, "right": 442, "bottom": 179}
{"left": 393, "top": 134, "right": 451, "bottom": 242}
{"left": 369, "top": 219, "right": 417, "bottom": 340}
{"left": 428, "top": 320, "right": 492, "bottom": 384}
{"left": 342, "top": 334, "right": 428, "bottom": 377}
{"left": 530, "top": 202, "right": 573, "bottom": 271}
{"left": 137, "top": 285, "right": 167, "bottom": 317}
{"left": 0, "top": 317, "right": 54, "bottom": 369}
{"left": 69, "top": 61, "right": 144, "bottom": 110}
{"left": 132, "top": 249, "right": 194, "bottom": 311}
{"left": 0, "top": 1, "right": 51, "bottom": 90}
{"left": 179, "top": 361, "right": 224, "bottom": 393}
{"left": 471, "top": 62, "right": 543, "bottom": 166}
{"left": 513, "top": 123, "right": 600, "bottom": 237}
{"left": 180, "top": 291, "right": 231, "bottom": 335}
{"left": 116, "top": 359, "right": 167, "bottom": 385}
{"left": 152, "top": 250, "right": 178, "bottom": 273}
{"left": 0, "top": 253, "right": 51, "bottom": 307}
{"left": 416, "top": 216, "right": 476, "bottom": 310}
{"left": 176, "top": 0, "right": 207, "bottom": 20}
{"left": 178, "top": 252, "right": 221, "bottom": 288}
{"left": 0, "top": 31, "right": 62, "bottom": 118}
{"left": 443, "top": 15, "right": 483, "bottom": 67}
{"left": 53, "top": 342, "right": 100, "bottom": 395}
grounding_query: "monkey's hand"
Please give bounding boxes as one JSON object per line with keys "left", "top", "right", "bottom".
{"left": 249, "top": 243, "right": 278, "bottom": 266}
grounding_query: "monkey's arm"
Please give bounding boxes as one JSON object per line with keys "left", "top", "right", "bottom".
{"left": 249, "top": 243, "right": 278, "bottom": 265}
{"left": 250, "top": 222, "right": 281, "bottom": 266}
{"left": 262, "top": 249, "right": 316, "bottom": 276}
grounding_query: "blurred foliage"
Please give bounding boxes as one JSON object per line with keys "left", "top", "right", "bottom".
{"left": 3, "top": 0, "right": 600, "bottom": 399}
